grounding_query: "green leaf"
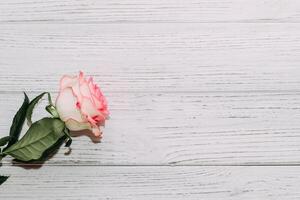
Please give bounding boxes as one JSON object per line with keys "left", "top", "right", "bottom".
{"left": 0, "top": 176, "right": 9, "bottom": 185}
{"left": 0, "top": 136, "right": 10, "bottom": 147}
{"left": 3, "top": 93, "right": 30, "bottom": 151}
{"left": 26, "top": 92, "right": 53, "bottom": 126}
{"left": 3, "top": 118, "right": 65, "bottom": 162}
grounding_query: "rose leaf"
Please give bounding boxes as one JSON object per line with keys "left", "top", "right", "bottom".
{"left": 3, "top": 93, "right": 30, "bottom": 152}
{"left": 3, "top": 118, "right": 65, "bottom": 162}
{"left": 26, "top": 92, "right": 53, "bottom": 126}
{"left": 0, "top": 176, "right": 9, "bottom": 185}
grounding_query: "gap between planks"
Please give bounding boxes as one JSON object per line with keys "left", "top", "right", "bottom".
{"left": 0, "top": 91, "right": 300, "bottom": 166}
{"left": 1, "top": 165, "right": 300, "bottom": 199}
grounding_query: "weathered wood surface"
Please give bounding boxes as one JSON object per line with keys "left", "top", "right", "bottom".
{"left": 0, "top": 91, "right": 300, "bottom": 165}
{"left": 0, "top": 23, "right": 300, "bottom": 165}
{"left": 1, "top": 166, "right": 300, "bottom": 199}
{"left": 1, "top": 0, "right": 300, "bottom": 199}
{"left": 0, "top": 24, "right": 300, "bottom": 93}
{"left": 0, "top": 0, "right": 300, "bottom": 23}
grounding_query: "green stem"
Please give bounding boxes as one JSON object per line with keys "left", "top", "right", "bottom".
{"left": 63, "top": 128, "right": 72, "bottom": 147}
{"left": 46, "top": 105, "right": 60, "bottom": 118}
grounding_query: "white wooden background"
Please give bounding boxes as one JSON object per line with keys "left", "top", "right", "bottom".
{"left": 1, "top": 0, "right": 300, "bottom": 199}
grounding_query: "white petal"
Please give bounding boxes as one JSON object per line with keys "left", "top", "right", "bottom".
{"left": 60, "top": 75, "right": 83, "bottom": 102}
{"left": 56, "top": 88, "right": 84, "bottom": 122}
{"left": 65, "top": 118, "right": 91, "bottom": 131}
{"left": 60, "top": 75, "right": 77, "bottom": 90}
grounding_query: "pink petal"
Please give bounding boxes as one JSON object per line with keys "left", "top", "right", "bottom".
{"left": 80, "top": 97, "right": 108, "bottom": 125}
{"left": 92, "top": 94, "right": 103, "bottom": 108}
{"left": 80, "top": 79, "right": 93, "bottom": 101}
{"left": 79, "top": 71, "right": 85, "bottom": 84}
{"left": 81, "top": 97, "right": 101, "bottom": 117}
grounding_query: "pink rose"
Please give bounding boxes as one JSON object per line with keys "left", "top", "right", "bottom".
{"left": 55, "top": 71, "right": 109, "bottom": 138}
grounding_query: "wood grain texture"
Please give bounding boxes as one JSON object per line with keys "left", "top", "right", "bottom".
{"left": 1, "top": 166, "right": 300, "bottom": 199}
{"left": 0, "top": 91, "right": 299, "bottom": 165}
{"left": 1, "top": 0, "right": 300, "bottom": 23}
{"left": 0, "top": 24, "right": 300, "bottom": 93}
{"left": 1, "top": 0, "right": 300, "bottom": 198}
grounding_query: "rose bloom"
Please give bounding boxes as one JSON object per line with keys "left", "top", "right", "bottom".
{"left": 56, "top": 71, "right": 109, "bottom": 138}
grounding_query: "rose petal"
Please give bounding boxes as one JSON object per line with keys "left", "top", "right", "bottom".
{"left": 60, "top": 74, "right": 83, "bottom": 103}
{"left": 81, "top": 97, "right": 101, "bottom": 118}
{"left": 56, "top": 88, "right": 85, "bottom": 123}
{"left": 88, "top": 77, "right": 98, "bottom": 95}
{"left": 65, "top": 118, "right": 91, "bottom": 131}
{"left": 92, "top": 94, "right": 103, "bottom": 108}
{"left": 79, "top": 71, "right": 86, "bottom": 84}
{"left": 60, "top": 75, "right": 77, "bottom": 90}
{"left": 80, "top": 79, "right": 93, "bottom": 102}
{"left": 71, "top": 82, "right": 83, "bottom": 103}
{"left": 91, "top": 126, "right": 102, "bottom": 137}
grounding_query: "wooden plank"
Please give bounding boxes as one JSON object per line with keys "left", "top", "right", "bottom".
{"left": 0, "top": 91, "right": 300, "bottom": 165}
{"left": 0, "top": 24, "right": 300, "bottom": 93}
{"left": 1, "top": 166, "right": 300, "bottom": 199}
{"left": 1, "top": 0, "right": 300, "bottom": 23}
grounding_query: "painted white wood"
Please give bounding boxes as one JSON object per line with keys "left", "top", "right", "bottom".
{"left": 0, "top": 24, "right": 300, "bottom": 93}
{"left": 1, "top": 166, "right": 300, "bottom": 199}
{"left": 0, "top": 0, "right": 300, "bottom": 23}
{"left": 0, "top": 91, "right": 299, "bottom": 165}
{"left": 1, "top": 0, "right": 300, "bottom": 198}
